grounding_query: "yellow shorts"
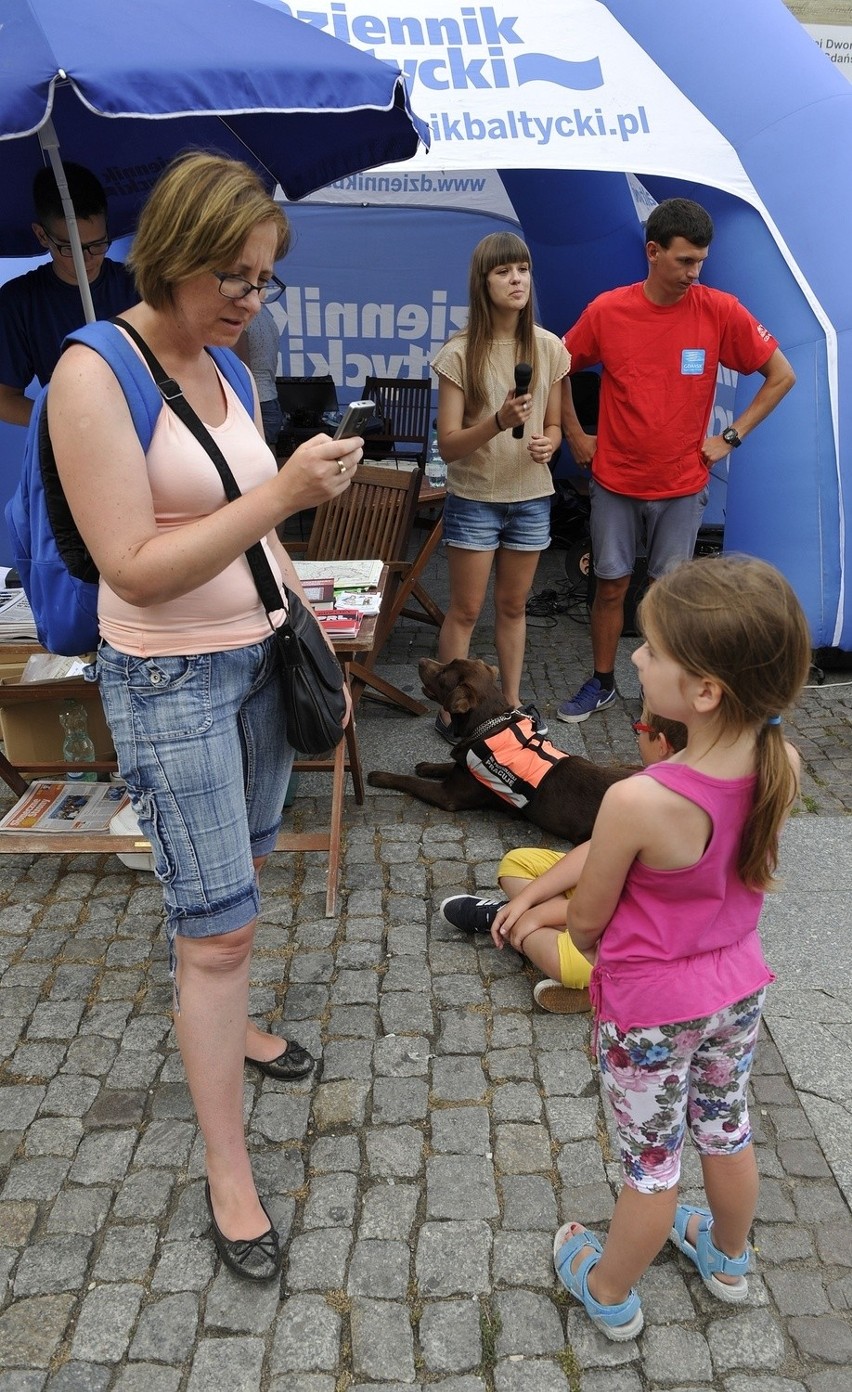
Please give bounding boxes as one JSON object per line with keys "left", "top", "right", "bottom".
{"left": 497, "top": 847, "right": 591, "bottom": 991}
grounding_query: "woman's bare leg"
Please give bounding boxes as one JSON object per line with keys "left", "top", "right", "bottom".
{"left": 173, "top": 922, "right": 268, "bottom": 1241}
{"left": 492, "top": 548, "right": 541, "bottom": 706}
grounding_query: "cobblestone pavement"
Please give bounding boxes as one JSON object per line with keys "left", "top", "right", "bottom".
{"left": 0, "top": 544, "right": 851, "bottom": 1390}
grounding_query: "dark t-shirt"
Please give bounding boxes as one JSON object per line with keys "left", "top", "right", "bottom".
{"left": 0, "top": 259, "right": 136, "bottom": 390}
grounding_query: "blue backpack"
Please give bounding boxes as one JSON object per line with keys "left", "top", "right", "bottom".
{"left": 5, "top": 320, "right": 254, "bottom": 656}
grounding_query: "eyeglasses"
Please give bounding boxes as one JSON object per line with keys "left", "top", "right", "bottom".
{"left": 631, "top": 719, "right": 653, "bottom": 736}
{"left": 40, "top": 227, "right": 111, "bottom": 258}
{"left": 212, "top": 271, "right": 286, "bottom": 304}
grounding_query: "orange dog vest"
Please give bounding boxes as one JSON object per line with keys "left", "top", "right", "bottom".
{"left": 465, "top": 715, "right": 568, "bottom": 808}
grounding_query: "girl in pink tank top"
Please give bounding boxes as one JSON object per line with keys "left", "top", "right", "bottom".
{"left": 552, "top": 555, "right": 810, "bottom": 1342}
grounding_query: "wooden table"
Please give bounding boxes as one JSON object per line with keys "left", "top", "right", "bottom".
{"left": 0, "top": 617, "right": 383, "bottom": 918}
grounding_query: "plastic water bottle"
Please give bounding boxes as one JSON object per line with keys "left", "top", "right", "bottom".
{"left": 426, "top": 420, "right": 447, "bottom": 487}
{"left": 60, "top": 700, "right": 97, "bottom": 782}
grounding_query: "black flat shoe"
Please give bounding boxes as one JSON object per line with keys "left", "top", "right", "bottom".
{"left": 245, "top": 1039, "right": 316, "bottom": 1080}
{"left": 205, "top": 1181, "right": 281, "bottom": 1282}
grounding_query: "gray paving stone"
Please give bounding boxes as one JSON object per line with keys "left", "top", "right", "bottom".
{"left": 787, "top": 1314, "right": 852, "bottom": 1364}
{"left": 493, "top": 1362, "right": 574, "bottom": 1392}
{"left": 302, "top": 1172, "right": 359, "bottom": 1229}
{"left": 348, "top": 1238, "right": 411, "bottom": 1298}
{"left": 499, "top": 1175, "right": 559, "bottom": 1232}
{"left": 431, "top": 1056, "right": 488, "bottom": 1102}
{"left": 70, "top": 1284, "right": 144, "bottom": 1363}
{"left": 366, "top": 1125, "right": 424, "bottom": 1178}
{"left": 493, "top": 1290, "right": 564, "bottom": 1357}
{"left": 128, "top": 1292, "right": 199, "bottom": 1363}
{"left": 13, "top": 1234, "right": 92, "bottom": 1297}
{"left": 0, "top": 1293, "right": 76, "bottom": 1370}
{"left": 372, "top": 1076, "right": 430, "bottom": 1123}
{"left": 419, "top": 1299, "right": 482, "bottom": 1373}
{"left": 151, "top": 1237, "right": 216, "bottom": 1291}
{"left": 417, "top": 1221, "right": 492, "bottom": 1296}
{"left": 426, "top": 1156, "right": 499, "bottom": 1220}
{"left": 204, "top": 1269, "right": 283, "bottom": 1332}
{"left": 111, "top": 1368, "right": 181, "bottom": 1392}
{"left": 358, "top": 1183, "right": 419, "bottom": 1240}
{"left": 707, "top": 1309, "right": 787, "bottom": 1373}
{"left": 494, "top": 1123, "right": 553, "bottom": 1174}
{"left": 373, "top": 1034, "right": 431, "bottom": 1077}
{"left": 641, "top": 1325, "right": 713, "bottom": 1382}
{"left": 186, "top": 1336, "right": 265, "bottom": 1392}
{"left": 493, "top": 1230, "right": 555, "bottom": 1287}
{"left": 270, "top": 1293, "right": 341, "bottom": 1373}
{"left": 438, "top": 1010, "right": 488, "bottom": 1055}
{"left": 350, "top": 1298, "right": 416, "bottom": 1383}
{"left": 45, "top": 1365, "right": 111, "bottom": 1392}
{"left": 285, "top": 1227, "right": 352, "bottom": 1291}
{"left": 431, "top": 1106, "right": 491, "bottom": 1155}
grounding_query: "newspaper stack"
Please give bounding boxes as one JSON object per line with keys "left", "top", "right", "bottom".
{"left": 0, "top": 589, "right": 38, "bottom": 642}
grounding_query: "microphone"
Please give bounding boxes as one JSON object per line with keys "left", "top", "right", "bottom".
{"left": 512, "top": 362, "right": 533, "bottom": 439}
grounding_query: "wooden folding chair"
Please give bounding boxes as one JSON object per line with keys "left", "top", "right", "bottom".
{"left": 362, "top": 376, "right": 432, "bottom": 470}
{"left": 294, "top": 462, "right": 425, "bottom": 714}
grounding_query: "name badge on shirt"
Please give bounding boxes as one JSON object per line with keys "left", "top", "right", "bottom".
{"left": 681, "top": 349, "right": 706, "bottom": 375}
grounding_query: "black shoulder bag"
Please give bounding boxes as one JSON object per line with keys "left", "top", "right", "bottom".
{"left": 114, "top": 318, "right": 346, "bottom": 756}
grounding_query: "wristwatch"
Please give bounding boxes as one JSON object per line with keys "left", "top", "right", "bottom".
{"left": 722, "top": 426, "right": 742, "bottom": 448}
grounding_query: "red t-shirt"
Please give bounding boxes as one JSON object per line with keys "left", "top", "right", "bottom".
{"left": 564, "top": 282, "right": 778, "bottom": 499}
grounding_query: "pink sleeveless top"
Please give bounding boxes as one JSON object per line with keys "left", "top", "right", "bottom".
{"left": 590, "top": 763, "right": 774, "bottom": 1031}
{"left": 99, "top": 364, "right": 284, "bottom": 657}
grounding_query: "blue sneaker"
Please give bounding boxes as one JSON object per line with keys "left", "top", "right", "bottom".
{"left": 556, "top": 678, "right": 617, "bottom": 723}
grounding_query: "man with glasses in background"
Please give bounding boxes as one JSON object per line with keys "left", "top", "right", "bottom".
{"left": 0, "top": 162, "right": 135, "bottom": 426}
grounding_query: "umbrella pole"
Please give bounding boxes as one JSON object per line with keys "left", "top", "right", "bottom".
{"left": 39, "top": 116, "right": 97, "bottom": 325}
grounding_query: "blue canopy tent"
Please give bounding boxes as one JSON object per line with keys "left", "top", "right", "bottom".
{"left": 275, "top": 0, "right": 852, "bottom": 648}
{"left": 0, "top": 0, "right": 426, "bottom": 563}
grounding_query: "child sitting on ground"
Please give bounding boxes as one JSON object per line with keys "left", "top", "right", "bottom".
{"left": 439, "top": 708, "right": 687, "bottom": 1013}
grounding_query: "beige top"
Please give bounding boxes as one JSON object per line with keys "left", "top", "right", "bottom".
{"left": 431, "top": 325, "right": 569, "bottom": 503}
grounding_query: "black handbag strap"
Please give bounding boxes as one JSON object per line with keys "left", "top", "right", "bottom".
{"left": 112, "top": 316, "right": 284, "bottom": 619}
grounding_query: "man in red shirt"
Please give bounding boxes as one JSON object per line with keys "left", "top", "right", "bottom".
{"left": 557, "top": 198, "right": 795, "bottom": 723}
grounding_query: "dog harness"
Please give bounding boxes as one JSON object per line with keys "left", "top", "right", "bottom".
{"left": 465, "top": 714, "right": 568, "bottom": 808}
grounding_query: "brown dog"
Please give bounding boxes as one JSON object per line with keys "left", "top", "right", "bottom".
{"left": 367, "top": 657, "right": 633, "bottom": 843}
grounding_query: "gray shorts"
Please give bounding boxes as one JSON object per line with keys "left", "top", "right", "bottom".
{"left": 589, "top": 479, "right": 709, "bottom": 580}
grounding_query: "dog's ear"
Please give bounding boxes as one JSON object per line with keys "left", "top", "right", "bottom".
{"left": 486, "top": 663, "right": 500, "bottom": 685}
{"left": 447, "top": 681, "right": 477, "bottom": 716}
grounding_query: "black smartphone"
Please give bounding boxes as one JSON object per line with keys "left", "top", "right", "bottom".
{"left": 333, "top": 400, "right": 375, "bottom": 440}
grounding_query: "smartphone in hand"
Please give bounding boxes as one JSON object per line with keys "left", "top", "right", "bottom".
{"left": 333, "top": 400, "right": 375, "bottom": 440}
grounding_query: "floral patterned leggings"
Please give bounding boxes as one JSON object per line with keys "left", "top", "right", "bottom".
{"left": 597, "top": 989, "right": 766, "bottom": 1194}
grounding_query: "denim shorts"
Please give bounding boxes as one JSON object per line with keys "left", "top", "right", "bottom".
{"left": 96, "top": 635, "right": 294, "bottom": 950}
{"left": 589, "top": 479, "right": 709, "bottom": 580}
{"left": 442, "top": 493, "right": 551, "bottom": 552}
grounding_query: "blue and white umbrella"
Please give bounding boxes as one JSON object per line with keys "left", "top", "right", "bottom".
{"left": 0, "top": 0, "right": 428, "bottom": 309}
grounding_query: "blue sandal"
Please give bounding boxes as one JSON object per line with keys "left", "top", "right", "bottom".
{"left": 670, "top": 1204, "right": 750, "bottom": 1303}
{"left": 553, "top": 1222, "right": 644, "bottom": 1342}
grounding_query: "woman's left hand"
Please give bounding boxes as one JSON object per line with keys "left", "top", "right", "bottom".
{"left": 527, "top": 433, "right": 554, "bottom": 467}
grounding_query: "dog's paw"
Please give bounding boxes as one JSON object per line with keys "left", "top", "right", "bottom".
{"left": 367, "top": 771, "right": 392, "bottom": 788}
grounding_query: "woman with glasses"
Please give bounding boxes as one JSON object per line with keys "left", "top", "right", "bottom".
{"left": 48, "top": 152, "right": 363, "bottom": 1283}
{"left": 0, "top": 162, "right": 135, "bottom": 427}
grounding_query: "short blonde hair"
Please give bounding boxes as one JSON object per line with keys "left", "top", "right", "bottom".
{"left": 128, "top": 152, "right": 289, "bottom": 309}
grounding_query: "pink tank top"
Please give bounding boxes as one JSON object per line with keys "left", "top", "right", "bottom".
{"left": 98, "top": 365, "right": 284, "bottom": 657}
{"left": 590, "top": 762, "right": 774, "bottom": 1030}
